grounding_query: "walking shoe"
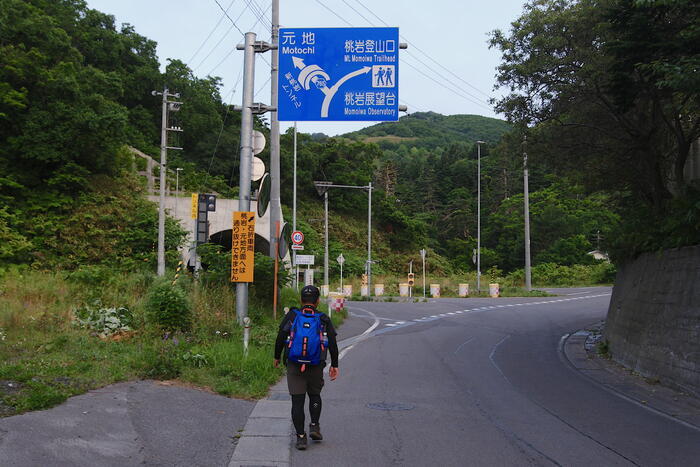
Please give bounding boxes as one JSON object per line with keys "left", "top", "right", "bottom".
{"left": 295, "top": 433, "right": 308, "bottom": 450}
{"left": 309, "top": 423, "right": 323, "bottom": 441}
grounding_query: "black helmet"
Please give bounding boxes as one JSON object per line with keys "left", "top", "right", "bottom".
{"left": 301, "top": 285, "right": 320, "bottom": 303}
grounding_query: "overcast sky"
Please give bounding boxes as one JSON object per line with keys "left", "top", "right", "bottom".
{"left": 85, "top": 0, "right": 526, "bottom": 136}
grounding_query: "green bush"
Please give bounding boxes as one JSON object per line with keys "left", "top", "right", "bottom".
{"left": 73, "top": 300, "right": 133, "bottom": 336}
{"left": 505, "top": 262, "right": 616, "bottom": 287}
{"left": 136, "top": 340, "right": 184, "bottom": 379}
{"left": 144, "top": 281, "right": 192, "bottom": 331}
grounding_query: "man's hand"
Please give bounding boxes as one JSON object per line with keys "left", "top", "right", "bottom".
{"left": 273, "top": 359, "right": 280, "bottom": 368}
{"left": 329, "top": 366, "right": 338, "bottom": 381}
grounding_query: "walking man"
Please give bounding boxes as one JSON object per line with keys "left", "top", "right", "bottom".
{"left": 274, "top": 285, "right": 339, "bottom": 450}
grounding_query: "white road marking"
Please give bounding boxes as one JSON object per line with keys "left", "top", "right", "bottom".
{"left": 453, "top": 336, "right": 476, "bottom": 355}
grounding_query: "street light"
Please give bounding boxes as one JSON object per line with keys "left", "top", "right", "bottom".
{"left": 314, "top": 181, "right": 373, "bottom": 298}
{"left": 476, "top": 141, "right": 486, "bottom": 294}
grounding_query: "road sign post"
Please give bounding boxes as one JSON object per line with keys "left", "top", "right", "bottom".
{"left": 337, "top": 253, "right": 345, "bottom": 293}
{"left": 278, "top": 28, "right": 400, "bottom": 122}
{"left": 420, "top": 248, "right": 427, "bottom": 298}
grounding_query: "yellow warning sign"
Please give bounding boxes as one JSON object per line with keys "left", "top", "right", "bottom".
{"left": 191, "top": 193, "right": 198, "bottom": 219}
{"left": 231, "top": 211, "right": 255, "bottom": 283}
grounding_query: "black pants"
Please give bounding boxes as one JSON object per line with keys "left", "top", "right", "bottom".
{"left": 291, "top": 393, "right": 322, "bottom": 435}
{"left": 287, "top": 362, "right": 324, "bottom": 435}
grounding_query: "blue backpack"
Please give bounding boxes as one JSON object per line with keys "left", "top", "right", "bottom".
{"left": 286, "top": 306, "right": 328, "bottom": 370}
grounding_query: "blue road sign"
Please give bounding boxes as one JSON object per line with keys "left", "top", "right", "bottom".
{"left": 278, "top": 27, "right": 399, "bottom": 122}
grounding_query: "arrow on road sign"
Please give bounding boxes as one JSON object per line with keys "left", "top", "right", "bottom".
{"left": 292, "top": 56, "right": 372, "bottom": 118}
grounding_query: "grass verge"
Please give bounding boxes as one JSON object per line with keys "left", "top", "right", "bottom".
{"left": 0, "top": 269, "right": 346, "bottom": 416}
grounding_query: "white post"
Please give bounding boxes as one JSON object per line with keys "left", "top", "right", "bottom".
{"left": 243, "top": 317, "right": 251, "bottom": 356}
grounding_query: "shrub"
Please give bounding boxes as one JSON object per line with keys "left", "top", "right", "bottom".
{"left": 137, "top": 340, "right": 183, "bottom": 379}
{"left": 73, "top": 300, "right": 133, "bottom": 336}
{"left": 144, "top": 280, "right": 192, "bottom": 331}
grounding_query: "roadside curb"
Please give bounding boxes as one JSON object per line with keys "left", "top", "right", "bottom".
{"left": 228, "top": 380, "right": 292, "bottom": 467}
{"left": 562, "top": 327, "right": 700, "bottom": 431}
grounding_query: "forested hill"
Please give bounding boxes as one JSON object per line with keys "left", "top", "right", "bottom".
{"left": 344, "top": 112, "right": 511, "bottom": 150}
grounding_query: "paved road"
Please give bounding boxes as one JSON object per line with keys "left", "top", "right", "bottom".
{"left": 292, "top": 287, "right": 700, "bottom": 466}
{"left": 0, "top": 380, "right": 253, "bottom": 466}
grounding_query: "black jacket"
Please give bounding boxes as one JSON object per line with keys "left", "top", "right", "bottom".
{"left": 274, "top": 305, "right": 339, "bottom": 367}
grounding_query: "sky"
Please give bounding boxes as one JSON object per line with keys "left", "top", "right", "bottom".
{"left": 85, "top": 0, "right": 526, "bottom": 136}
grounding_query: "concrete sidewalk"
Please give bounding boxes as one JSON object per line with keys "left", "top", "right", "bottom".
{"left": 0, "top": 380, "right": 255, "bottom": 466}
{"left": 563, "top": 325, "right": 700, "bottom": 430}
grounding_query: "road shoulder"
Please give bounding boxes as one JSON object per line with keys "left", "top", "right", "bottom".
{"left": 563, "top": 322, "right": 700, "bottom": 431}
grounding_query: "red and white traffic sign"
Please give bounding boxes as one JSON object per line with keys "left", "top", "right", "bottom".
{"left": 291, "top": 230, "right": 304, "bottom": 245}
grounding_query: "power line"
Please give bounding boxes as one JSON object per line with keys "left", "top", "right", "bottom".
{"left": 401, "top": 57, "right": 492, "bottom": 111}
{"left": 254, "top": 76, "right": 271, "bottom": 99}
{"left": 314, "top": 0, "right": 353, "bottom": 26}
{"left": 354, "top": 0, "right": 492, "bottom": 99}
{"left": 247, "top": 0, "right": 272, "bottom": 33}
{"left": 331, "top": 1, "right": 491, "bottom": 111}
{"left": 212, "top": 0, "right": 246, "bottom": 35}
{"left": 206, "top": 80, "right": 241, "bottom": 175}
{"left": 189, "top": 0, "right": 238, "bottom": 65}
{"left": 341, "top": 0, "right": 374, "bottom": 25}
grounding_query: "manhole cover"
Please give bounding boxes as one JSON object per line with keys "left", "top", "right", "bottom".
{"left": 366, "top": 402, "right": 415, "bottom": 411}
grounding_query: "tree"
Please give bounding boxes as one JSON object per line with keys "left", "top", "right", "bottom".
{"left": 489, "top": 0, "right": 700, "bottom": 257}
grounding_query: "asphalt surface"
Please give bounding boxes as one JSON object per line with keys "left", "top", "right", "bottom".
{"left": 291, "top": 287, "right": 700, "bottom": 466}
{"left": 0, "top": 380, "right": 254, "bottom": 466}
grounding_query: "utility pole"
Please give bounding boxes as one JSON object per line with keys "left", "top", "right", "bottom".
{"left": 476, "top": 141, "right": 485, "bottom": 293}
{"left": 153, "top": 87, "right": 182, "bottom": 277}
{"left": 269, "top": 0, "right": 281, "bottom": 260}
{"left": 234, "top": 32, "right": 275, "bottom": 323}
{"left": 523, "top": 135, "right": 532, "bottom": 291}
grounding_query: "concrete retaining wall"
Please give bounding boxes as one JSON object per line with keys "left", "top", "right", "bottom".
{"left": 604, "top": 245, "right": 700, "bottom": 396}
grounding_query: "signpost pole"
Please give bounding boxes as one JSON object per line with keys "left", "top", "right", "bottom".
{"left": 367, "top": 182, "right": 372, "bottom": 298}
{"left": 235, "top": 32, "right": 256, "bottom": 324}
{"left": 273, "top": 221, "right": 280, "bottom": 320}
{"left": 292, "top": 122, "right": 298, "bottom": 289}
{"left": 324, "top": 189, "right": 329, "bottom": 294}
{"left": 421, "top": 249, "right": 426, "bottom": 298}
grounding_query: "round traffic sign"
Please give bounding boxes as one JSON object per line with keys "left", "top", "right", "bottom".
{"left": 291, "top": 230, "right": 304, "bottom": 245}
